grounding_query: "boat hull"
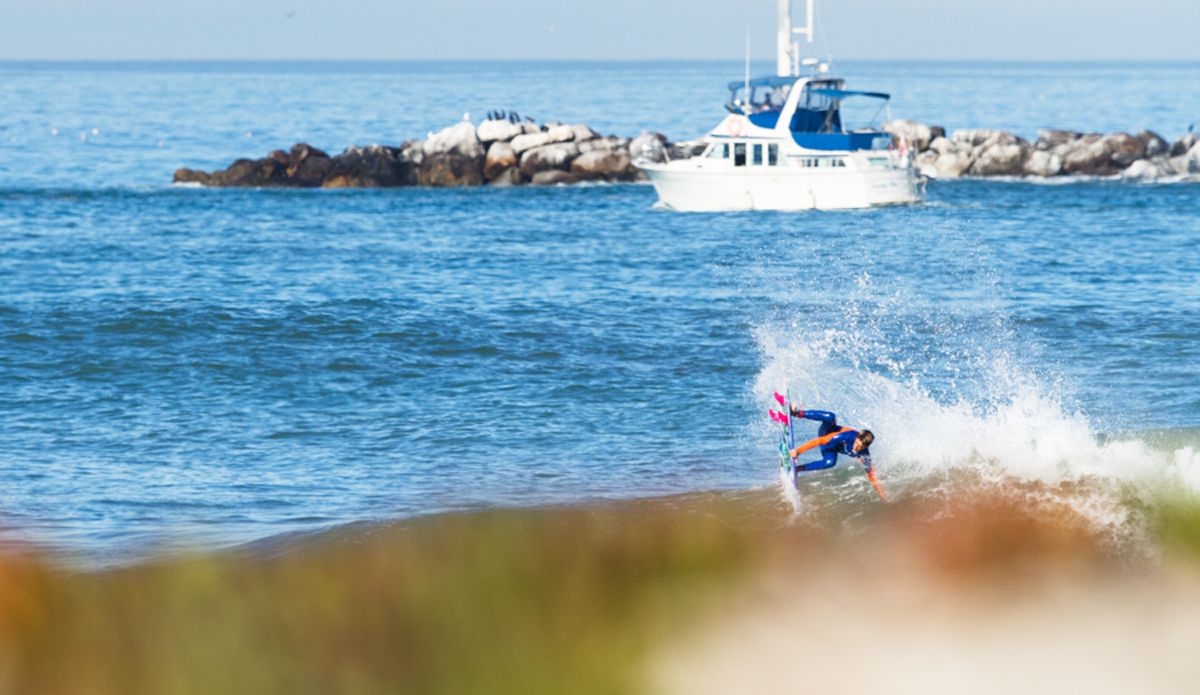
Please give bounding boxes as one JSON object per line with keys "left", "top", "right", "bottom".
{"left": 641, "top": 162, "right": 923, "bottom": 212}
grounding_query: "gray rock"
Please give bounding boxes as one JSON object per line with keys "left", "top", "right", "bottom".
{"left": 530, "top": 170, "right": 580, "bottom": 185}
{"left": 486, "top": 166, "right": 524, "bottom": 186}
{"left": 1104, "top": 132, "right": 1145, "bottom": 169}
{"left": 952, "top": 129, "right": 1004, "bottom": 149}
{"left": 509, "top": 132, "right": 552, "bottom": 155}
{"left": 578, "top": 136, "right": 627, "bottom": 154}
{"left": 1176, "top": 141, "right": 1200, "bottom": 174}
{"left": 914, "top": 150, "right": 940, "bottom": 179}
{"left": 519, "top": 142, "right": 581, "bottom": 177}
{"left": 928, "top": 136, "right": 960, "bottom": 156}
{"left": 399, "top": 140, "right": 425, "bottom": 168}
{"left": 423, "top": 121, "right": 484, "bottom": 159}
{"left": 1122, "top": 156, "right": 1171, "bottom": 180}
{"left": 570, "top": 149, "right": 633, "bottom": 181}
{"left": 569, "top": 124, "right": 599, "bottom": 142}
{"left": 323, "top": 144, "right": 414, "bottom": 187}
{"left": 544, "top": 124, "right": 577, "bottom": 143}
{"left": 477, "top": 119, "right": 524, "bottom": 144}
{"left": 934, "top": 150, "right": 973, "bottom": 178}
{"left": 417, "top": 152, "right": 484, "bottom": 187}
{"left": 484, "top": 141, "right": 518, "bottom": 180}
{"left": 1061, "top": 134, "right": 1114, "bottom": 176}
{"left": 969, "top": 140, "right": 1029, "bottom": 176}
{"left": 1023, "top": 149, "right": 1063, "bottom": 177}
{"left": 628, "top": 133, "right": 669, "bottom": 163}
{"left": 1137, "top": 130, "right": 1170, "bottom": 157}
{"left": 1036, "top": 129, "right": 1082, "bottom": 149}
{"left": 883, "top": 119, "right": 934, "bottom": 152}
{"left": 1169, "top": 133, "right": 1199, "bottom": 157}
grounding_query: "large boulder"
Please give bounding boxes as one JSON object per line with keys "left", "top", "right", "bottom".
{"left": 417, "top": 152, "right": 484, "bottom": 187}
{"left": 1104, "top": 132, "right": 1146, "bottom": 169}
{"left": 914, "top": 150, "right": 940, "bottom": 179}
{"left": 509, "top": 132, "right": 552, "bottom": 155}
{"left": 530, "top": 170, "right": 580, "bottom": 186}
{"left": 967, "top": 133, "right": 1029, "bottom": 176}
{"left": 578, "top": 136, "right": 628, "bottom": 154}
{"left": 1137, "top": 130, "right": 1170, "bottom": 157}
{"left": 322, "top": 144, "right": 414, "bottom": 188}
{"left": 1169, "top": 133, "right": 1199, "bottom": 157}
{"left": 1060, "top": 134, "right": 1114, "bottom": 176}
{"left": 1023, "top": 149, "right": 1063, "bottom": 177}
{"left": 398, "top": 140, "right": 425, "bottom": 168}
{"left": 477, "top": 119, "right": 524, "bottom": 144}
{"left": 952, "top": 129, "right": 1004, "bottom": 149}
{"left": 920, "top": 138, "right": 972, "bottom": 178}
{"left": 487, "top": 166, "right": 524, "bottom": 186}
{"left": 1123, "top": 156, "right": 1171, "bottom": 181}
{"left": 1167, "top": 141, "right": 1200, "bottom": 175}
{"left": 484, "top": 141, "right": 519, "bottom": 180}
{"left": 1036, "top": 129, "right": 1082, "bottom": 149}
{"left": 569, "top": 124, "right": 599, "bottom": 142}
{"left": 519, "top": 142, "right": 580, "bottom": 177}
{"left": 883, "top": 119, "right": 934, "bottom": 152}
{"left": 570, "top": 149, "right": 634, "bottom": 181}
{"left": 628, "top": 133, "right": 669, "bottom": 163}
{"left": 544, "top": 124, "right": 577, "bottom": 143}
{"left": 423, "top": 121, "right": 485, "bottom": 159}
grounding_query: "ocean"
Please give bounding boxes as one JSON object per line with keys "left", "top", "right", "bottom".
{"left": 1, "top": 60, "right": 1199, "bottom": 559}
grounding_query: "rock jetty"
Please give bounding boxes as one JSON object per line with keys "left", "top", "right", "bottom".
{"left": 885, "top": 119, "right": 1200, "bottom": 181}
{"left": 174, "top": 115, "right": 1200, "bottom": 188}
{"left": 174, "top": 116, "right": 701, "bottom": 188}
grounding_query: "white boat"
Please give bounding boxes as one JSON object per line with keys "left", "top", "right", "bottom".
{"left": 638, "top": 0, "right": 924, "bottom": 212}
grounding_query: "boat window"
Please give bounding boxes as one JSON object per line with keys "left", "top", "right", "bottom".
{"left": 734, "top": 143, "right": 746, "bottom": 167}
{"left": 868, "top": 158, "right": 887, "bottom": 167}
{"left": 726, "top": 82, "right": 791, "bottom": 115}
{"left": 752, "top": 144, "right": 763, "bottom": 165}
{"left": 837, "top": 159, "right": 846, "bottom": 167}
{"left": 768, "top": 144, "right": 778, "bottom": 166}
{"left": 705, "top": 143, "right": 729, "bottom": 159}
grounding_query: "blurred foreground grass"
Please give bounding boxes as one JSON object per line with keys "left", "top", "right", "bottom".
{"left": 0, "top": 502, "right": 755, "bottom": 695}
{"left": 2, "top": 485, "right": 1200, "bottom": 694}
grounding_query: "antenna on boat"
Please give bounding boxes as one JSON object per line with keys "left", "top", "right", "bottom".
{"left": 778, "top": 0, "right": 814, "bottom": 77}
{"left": 745, "top": 25, "right": 751, "bottom": 115}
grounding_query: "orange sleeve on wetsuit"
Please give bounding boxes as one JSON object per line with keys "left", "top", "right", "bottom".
{"left": 791, "top": 428, "right": 853, "bottom": 456}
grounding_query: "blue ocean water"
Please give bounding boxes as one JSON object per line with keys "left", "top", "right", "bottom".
{"left": 1, "top": 61, "right": 1199, "bottom": 555}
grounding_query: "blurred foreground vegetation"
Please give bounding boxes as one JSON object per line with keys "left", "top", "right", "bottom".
{"left": 2, "top": 484, "right": 1200, "bottom": 694}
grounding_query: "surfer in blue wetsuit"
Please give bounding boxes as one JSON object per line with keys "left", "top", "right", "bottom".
{"left": 787, "top": 406, "right": 874, "bottom": 473}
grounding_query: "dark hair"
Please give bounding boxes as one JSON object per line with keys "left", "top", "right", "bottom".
{"left": 857, "top": 430, "right": 874, "bottom": 447}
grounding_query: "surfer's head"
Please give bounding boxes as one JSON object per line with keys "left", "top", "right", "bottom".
{"left": 854, "top": 430, "right": 874, "bottom": 453}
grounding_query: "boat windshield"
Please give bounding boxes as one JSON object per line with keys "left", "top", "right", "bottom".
{"left": 726, "top": 76, "right": 794, "bottom": 115}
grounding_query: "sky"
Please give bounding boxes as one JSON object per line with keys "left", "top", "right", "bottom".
{"left": 4, "top": 0, "right": 1200, "bottom": 62}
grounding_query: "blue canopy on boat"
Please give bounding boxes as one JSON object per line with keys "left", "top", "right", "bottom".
{"left": 726, "top": 75, "right": 797, "bottom": 90}
{"left": 808, "top": 88, "right": 890, "bottom": 100}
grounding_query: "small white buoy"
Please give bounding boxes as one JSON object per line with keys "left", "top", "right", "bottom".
{"left": 246, "top": 131, "right": 253, "bottom": 137}
{"left": 80, "top": 134, "right": 87, "bottom": 141}
{"left": 92, "top": 128, "right": 99, "bottom": 135}
{"left": 51, "top": 128, "right": 58, "bottom": 135}
{"left": 157, "top": 141, "right": 164, "bottom": 147}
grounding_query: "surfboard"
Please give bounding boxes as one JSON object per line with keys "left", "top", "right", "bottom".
{"left": 771, "top": 390, "right": 800, "bottom": 507}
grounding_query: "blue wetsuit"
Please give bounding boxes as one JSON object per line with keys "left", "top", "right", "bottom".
{"left": 792, "top": 409, "right": 872, "bottom": 473}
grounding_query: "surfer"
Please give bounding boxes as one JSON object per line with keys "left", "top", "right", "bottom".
{"left": 787, "top": 406, "right": 874, "bottom": 473}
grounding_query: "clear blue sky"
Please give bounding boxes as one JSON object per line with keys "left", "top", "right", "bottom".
{"left": 5, "top": 0, "right": 1199, "bottom": 61}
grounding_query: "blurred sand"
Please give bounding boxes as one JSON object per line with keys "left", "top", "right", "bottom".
{"left": 650, "top": 556, "right": 1200, "bottom": 695}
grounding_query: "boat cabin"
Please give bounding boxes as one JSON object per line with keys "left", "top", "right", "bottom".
{"left": 726, "top": 76, "right": 893, "bottom": 152}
